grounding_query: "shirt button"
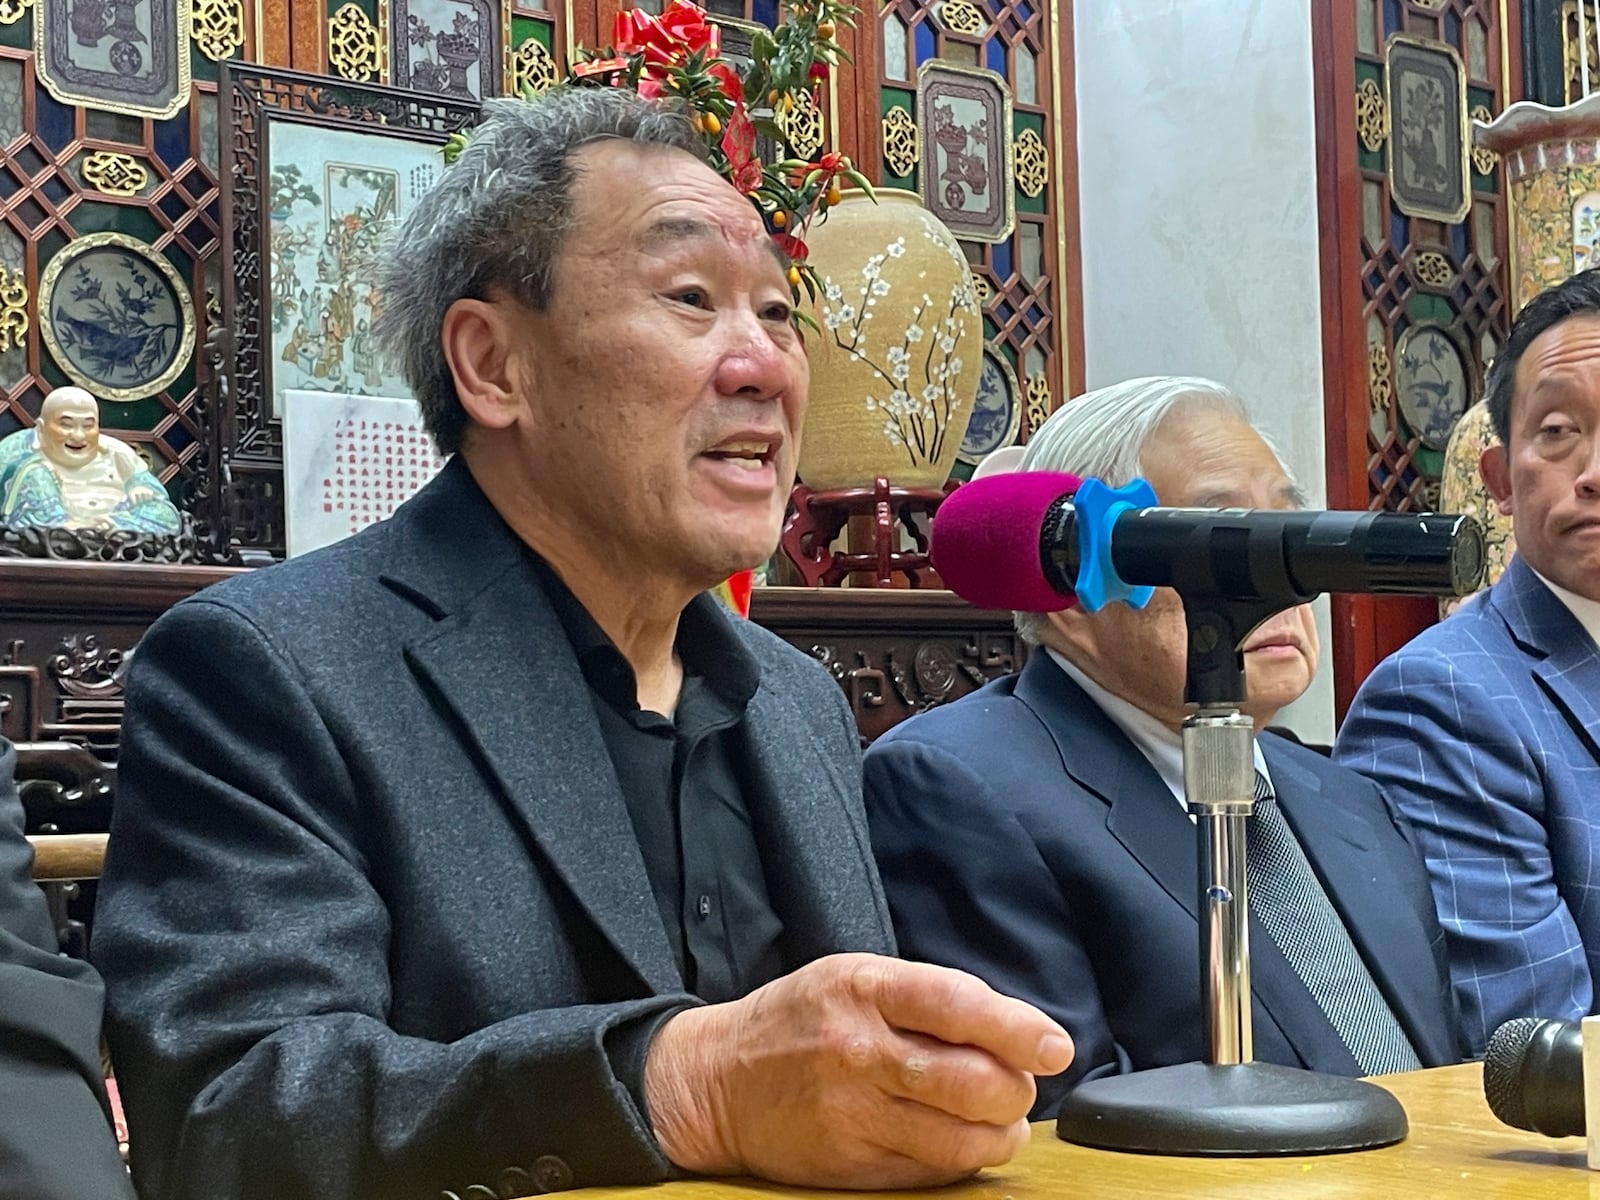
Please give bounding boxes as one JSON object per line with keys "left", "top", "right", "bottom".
{"left": 697, "top": 893, "right": 712, "bottom": 919}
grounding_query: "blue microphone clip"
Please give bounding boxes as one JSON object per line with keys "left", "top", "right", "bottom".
{"left": 1071, "top": 477, "right": 1159, "bottom": 613}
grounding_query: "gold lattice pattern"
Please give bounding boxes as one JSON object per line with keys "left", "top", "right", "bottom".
{"left": 81, "top": 151, "right": 149, "bottom": 196}
{"left": 783, "top": 89, "right": 825, "bottom": 160}
{"left": 1356, "top": 77, "right": 1388, "bottom": 154}
{"left": 970, "top": 274, "right": 990, "bottom": 303}
{"left": 1469, "top": 104, "right": 1496, "bottom": 174}
{"left": 881, "top": 105, "right": 918, "bottom": 178}
{"left": 1025, "top": 373, "right": 1051, "bottom": 433}
{"left": 1565, "top": 1, "right": 1600, "bottom": 102}
{"left": 512, "top": 37, "right": 560, "bottom": 96}
{"left": 0, "top": 0, "right": 33, "bottom": 25}
{"left": 329, "top": 2, "right": 381, "bottom": 82}
{"left": 191, "top": 0, "right": 245, "bottom": 61}
{"left": 938, "top": 0, "right": 985, "bottom": 36}
{"left": 1413, "top": 250, "right": 1453, "bottom": 288}
{"left": 1013, "top": 127, "right": 1048, "bottom": 199}
{"left": 0, "top": 267, "right": 26, "bottom": 353}
{"left": 1368, "top": 340, "right": 1393, "bottom": 413}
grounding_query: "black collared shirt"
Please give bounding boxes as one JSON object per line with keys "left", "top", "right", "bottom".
{"left": 529, "top": 553, "right": 787, "bottom": 1004}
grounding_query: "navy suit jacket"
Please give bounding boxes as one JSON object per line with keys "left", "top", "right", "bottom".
{"left": 864, "top": 654, "right": 1460, "bottom": 1117}
{"left": 94, "top": 459, "right": 893, "bottom": 1200}
{"left": 1337, "top": 555, "right": 1600, "bottom": 1055}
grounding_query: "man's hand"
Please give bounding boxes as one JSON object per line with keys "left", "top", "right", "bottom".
{"left": 643, "top": 953, "right": 1074, "bottom": 1189}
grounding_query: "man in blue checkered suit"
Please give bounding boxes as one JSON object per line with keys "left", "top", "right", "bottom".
{"left": 1337, "top": 268, "right": 1600, "bottom": 1057}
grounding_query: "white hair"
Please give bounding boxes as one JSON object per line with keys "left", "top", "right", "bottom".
{"left": 1013, "top": 376, "right": 1296, "bottom": 645}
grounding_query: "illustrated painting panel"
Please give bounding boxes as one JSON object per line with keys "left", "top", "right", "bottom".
{"left": 917, "top": 61, "right": 1014, "bottom": 244}
{"left": 391, "top": 0, "right": 500, "bottom": 99}
{"left": 266, "top": 120, "right": 444, "bottom": 417}
{"left": 33, "top": 0, "right": 191, "bottom": 118}
{"left": 37, "top": 232, "right": 196, "bottom": 403}
{"left": 1386, "top": 35, "right": 1469, "bottom": 225}
{"left": 1394, "top": 322, "right": 1471, "bottom": 451}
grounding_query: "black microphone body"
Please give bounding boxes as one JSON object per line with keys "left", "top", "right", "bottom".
{"left": 1484, "top": 1016, "right": 1586, "bottom": 1137}
{"left": 1039, "top": 500, "right": 1487, "bottom": 608}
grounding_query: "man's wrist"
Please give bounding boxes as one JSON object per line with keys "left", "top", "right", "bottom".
{"left": 643, "top": 1005, "right": 740, "bottom": 1175}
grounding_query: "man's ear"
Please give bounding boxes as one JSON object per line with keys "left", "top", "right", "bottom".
{"left": 1479, "top": 443, "right": 1513, "bottom": 517}
{"left": 441, "top": 297, "right": 522, "bottom": 432}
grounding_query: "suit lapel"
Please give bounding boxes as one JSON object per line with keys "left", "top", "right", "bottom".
{"left": 1264, "top": 743, "right": 1440, "bottom": 1068}
{"left": 383, "top": 462, "right": 681, "bottom": 996}
{"left": 740, "top": 675, "right": 893, "bottom": 961}
{"left": 1496, "top": 559, "right": 1600, "bottom": 764}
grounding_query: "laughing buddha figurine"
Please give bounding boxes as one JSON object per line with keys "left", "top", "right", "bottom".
{"left": 0, "top": 386, "right": 182, "bottom": 534}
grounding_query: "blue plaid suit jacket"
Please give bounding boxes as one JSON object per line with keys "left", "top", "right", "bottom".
{"left": 1336, "top": 555, "right": 1600, "bottom": 1055}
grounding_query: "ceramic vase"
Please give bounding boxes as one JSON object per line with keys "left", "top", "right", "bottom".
{"left": 1476, "top": 94, "right": 1600, "bottom": 310}
{"left": 799, "top": 189, "right": 981, "bottom": 491}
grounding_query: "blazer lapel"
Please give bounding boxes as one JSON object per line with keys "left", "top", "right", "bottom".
{"left": 1265, "top": 744, "right": 1439, "bottom": 1068}
{"left": 740, "top": 673, "right": 894, "bottom": 962}
{"left": 1497, "top": 558, "right": 1600, "bottom": 764}
{"left": 383, "top": 462, "right": 681, "bottom": 996}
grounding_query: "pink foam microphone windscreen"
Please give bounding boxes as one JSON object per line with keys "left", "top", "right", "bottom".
{"left": 931, "top": 471, "right": 1083, "bottom": 612}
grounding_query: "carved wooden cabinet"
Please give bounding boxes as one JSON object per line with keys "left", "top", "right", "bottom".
{"left": 0, "top": 561, "right": 1021, "bottom": 831}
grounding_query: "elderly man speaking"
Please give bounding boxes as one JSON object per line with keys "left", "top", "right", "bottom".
{"left": 93, "top": 88, "right": 1069, "bottom": 1200}
{"left": 864, "top": 377, "right": 1461, "bottom": 1118}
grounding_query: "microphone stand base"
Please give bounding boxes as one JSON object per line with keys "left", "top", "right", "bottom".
{"left": 1055, "top": 1060, "right": 1407, "bottom": 1156}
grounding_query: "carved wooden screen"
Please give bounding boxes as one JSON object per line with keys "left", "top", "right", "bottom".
{"left": 1315, "top": 0, "right": 1519, "bottom": 712}
{"left": 0, "top": 0, "right": 255, "bottom": 531}
{"left": 875, "top": 0, "right": 1076, "bottom": 457}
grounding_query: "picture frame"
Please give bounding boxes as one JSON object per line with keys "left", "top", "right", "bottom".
{"left": 219, "top": 62, "right": 480, "bottom": 465}
{"left": 389, "top": 0, "right": 501, "bottom": 101}
{"left": 1385, "top": 34, "right": 1470, "bottom": 225}
{"left": 33, "top": 0, "right": 191, "bottom": 119}
{"left": 37, "top": 230, "right": 197, "bottom": 403}
{"left": 916, "top": 60, "right": 1015, "bottom": 244}
{"left": 1394, "top": 321, "right": 1472, "bottom": 451}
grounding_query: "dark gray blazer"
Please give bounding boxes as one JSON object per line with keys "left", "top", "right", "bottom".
{"left": 94, "top": 459, "right": 893, "bottom": 1200}
{"left": 0, "top": 737, "right": 134, "bottom": 1200}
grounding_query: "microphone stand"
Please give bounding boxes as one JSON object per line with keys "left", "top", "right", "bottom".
{"left": 1055, "top": 597, "right": 1408, "bottom": 1155}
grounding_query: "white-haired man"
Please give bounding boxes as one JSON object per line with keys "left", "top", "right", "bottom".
{"left": 865, "top": 377, "right": 1461, "bottom": 1116}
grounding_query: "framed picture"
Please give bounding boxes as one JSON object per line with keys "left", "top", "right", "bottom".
{"left": 33, "top": 0, "right": 191, "bottom": 119}
{"left": 956, "top": 342, "right": 1022, "bottom": 468}
{"left": 917, "top": 60, "right": 1014, "bottom": 244}
{"left": 1386, "top": 35, "right": 1470, "bottom": 225}
{"left": 1395, "top": 322, "right": 1472, "bottom": 451}
{"left": 220, "top": 62, "right": 480, "bottom": 462}
{"left": 390, "top": 0, "right": 501, "bottom": 100}
{"left": 37, "top": 231, "right": 196, "bottom": 403}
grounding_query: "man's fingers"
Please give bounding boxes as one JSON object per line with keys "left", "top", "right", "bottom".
{"left": 864, "top": 1096, "right": 1032, "bottom": 1181}
{"left": 877, "top": 1029, "right": 1037, "bottom": 1125}
{"left": 856, "top": 958, "right": 1074, "bottom": 1076}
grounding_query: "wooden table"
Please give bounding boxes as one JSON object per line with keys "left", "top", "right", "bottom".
{"left": 561, "top": 1064, "right": 1591, "bottom": 1199}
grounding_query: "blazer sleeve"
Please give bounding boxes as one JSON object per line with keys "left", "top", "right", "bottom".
{"left": 862, "top": 737, "right": 1123, "bottom": 1118}
{"left": 1335, "top": 647, "right": 1590, "bottom": 1056}
{"left": 0, "top": 739, "right": 135, "bottom": 1200}
{"left": 93, "top": 600, "right": 691, "bottom": 1200}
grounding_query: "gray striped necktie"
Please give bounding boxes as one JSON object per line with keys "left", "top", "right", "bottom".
{"left": 1247, "top": 770, "right": 1421, "bottom": 1075}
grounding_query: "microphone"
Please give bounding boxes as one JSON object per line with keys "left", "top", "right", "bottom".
{"left": 931, "top": 471, "right": 1486, "bottom": 613}
{"left": 1484, "top": 1017, "right": 1585, "bottom": 1137}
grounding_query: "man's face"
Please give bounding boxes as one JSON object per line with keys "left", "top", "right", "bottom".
{"left": 38, "top": 393, "right": 101, "bottom": 469}
{"left": 1046, "top": 405, "right": 1320, "bottom": 729}
{"left": 1482, "top": 313, "right": 1600, "bottom": 601}
{"left": 498, "top": 141, "right": 808, "bottom": 590}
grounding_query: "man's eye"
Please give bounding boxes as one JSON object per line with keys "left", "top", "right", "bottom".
{"left": 761, "top": 302, "right": 793, "bottom": 323}
{"left": 674, "top": 290, "right": 708, "bottom": 308}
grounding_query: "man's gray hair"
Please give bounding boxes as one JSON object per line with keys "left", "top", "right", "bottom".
{"left": 1013, "top": 376, "right": 1268, "bottom": 646}
{"left": 372, "top": 89, "right": 708, "bottom": 455}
